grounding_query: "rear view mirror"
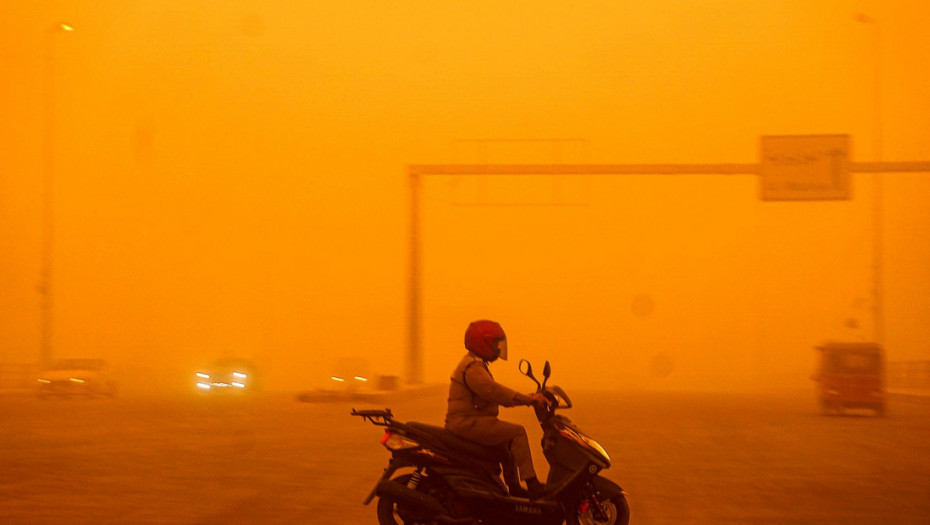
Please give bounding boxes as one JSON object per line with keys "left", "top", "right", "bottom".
{"left": 519, "top": 359, "right": 541, "bottom": 389}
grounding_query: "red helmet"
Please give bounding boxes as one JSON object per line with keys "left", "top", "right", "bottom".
{"left": 464, "top": 320, "right": 507, "bottom": 361}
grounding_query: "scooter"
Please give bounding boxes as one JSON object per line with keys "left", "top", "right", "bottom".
{"left": 351, "top": 359, "right": 630, "bottom": 525}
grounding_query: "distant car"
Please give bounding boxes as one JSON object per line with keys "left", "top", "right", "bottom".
{"left": 36, "top": 358, "right": 117, "bottom": 399}
{"left": 194, "top": 358, "right": 258, "bottom": 394}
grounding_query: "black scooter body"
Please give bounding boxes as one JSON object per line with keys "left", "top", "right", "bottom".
{"left": 353, "top": 360, "right": 628, "bottom": 525}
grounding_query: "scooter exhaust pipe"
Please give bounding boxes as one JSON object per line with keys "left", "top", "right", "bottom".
{"left": 376, "top": 480, "right": 476, "bottom": 524}
{"left": 376, "top": 479, "right": 447, "bottom": 515}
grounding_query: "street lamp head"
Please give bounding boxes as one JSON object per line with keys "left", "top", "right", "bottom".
{"left": 49, "top": 22, "right": 75, "bottom": 33}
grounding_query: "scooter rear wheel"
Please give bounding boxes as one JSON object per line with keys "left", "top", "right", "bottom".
{"left": 570, "top": 492, "right": 630, "bottom": 525}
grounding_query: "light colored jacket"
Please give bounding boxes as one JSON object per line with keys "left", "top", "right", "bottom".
{"left": 446, "top": 353, "right": 530, "bottom": 421}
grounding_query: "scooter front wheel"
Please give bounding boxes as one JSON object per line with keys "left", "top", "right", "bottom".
{"left": 570, "top": 492, "right": 630, "bottom": 525}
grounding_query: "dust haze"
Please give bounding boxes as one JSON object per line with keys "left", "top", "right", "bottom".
{"left": 3, "top": 2, "right": 930, "bottom": 523}
{"left": 4, "top": 1, "right": 929, "bottom": 393}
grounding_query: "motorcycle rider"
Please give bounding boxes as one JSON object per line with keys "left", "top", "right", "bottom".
{"left": 445, "top": 320, "right": 551, "bottom": 499}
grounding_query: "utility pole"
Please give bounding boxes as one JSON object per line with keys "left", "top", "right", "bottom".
{"left": 39, "top": 22, "right": 73, "bottom": 366}
{"left": 855, "top": 13, "right": 883, "bottom": 344}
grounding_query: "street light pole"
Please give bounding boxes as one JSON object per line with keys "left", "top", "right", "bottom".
{"left": 854, "top": 13, "right": 883, "bottom": 345}
{"left": 39, "top": 22, "right": 73, "bottom": 367}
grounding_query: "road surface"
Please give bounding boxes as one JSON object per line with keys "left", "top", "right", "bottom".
{"left": 2, "top": 387, "right": 928, "bottom": 524}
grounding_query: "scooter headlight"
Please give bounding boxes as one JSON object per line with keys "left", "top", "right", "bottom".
{"left": 581, "top": 435, "right": 611, "bottom": 464}
{"left": 560, "top": 427, "right": 611, "bottom": 465}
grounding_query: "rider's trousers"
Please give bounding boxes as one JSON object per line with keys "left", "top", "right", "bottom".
{"left": 446, "top": 415, "right": 538, "bottom": 481}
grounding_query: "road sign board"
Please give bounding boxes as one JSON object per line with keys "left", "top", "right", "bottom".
{"left": 760, "top": 135, "right": 851, "bottom": 201}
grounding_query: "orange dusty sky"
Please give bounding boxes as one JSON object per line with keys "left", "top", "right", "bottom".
{"left": 2, "top": 1, "right": 929, "bottom": 392}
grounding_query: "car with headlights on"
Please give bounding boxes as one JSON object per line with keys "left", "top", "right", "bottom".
{"left": 36, "top": 358, "right": 117, "bottom": 399}
{"left": 194, "top": 358, "right": 258, "bottom": 394}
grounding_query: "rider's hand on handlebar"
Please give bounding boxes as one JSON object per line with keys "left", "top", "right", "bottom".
{"left": 528, "top": 393, "right": 552, "bottom": 409}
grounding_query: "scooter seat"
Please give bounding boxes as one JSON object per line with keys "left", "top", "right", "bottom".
{"left": 406, "top": 422, "right": 507, "bottom": 463}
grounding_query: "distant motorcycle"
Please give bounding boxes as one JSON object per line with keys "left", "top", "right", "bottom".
{"left": 352, "top": 359, "right": 630, "bottom": 525}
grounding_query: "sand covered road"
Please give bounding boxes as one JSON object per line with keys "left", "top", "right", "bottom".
{"left": 2, "top": 387, "right": 928, "bottom": 524}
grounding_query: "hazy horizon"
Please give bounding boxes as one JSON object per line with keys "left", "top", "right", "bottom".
{"left": 2, "top": 1, "right": 929, "bottom": 394}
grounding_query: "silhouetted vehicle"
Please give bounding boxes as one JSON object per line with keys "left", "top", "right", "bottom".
{"left": 813, "top": 342, "right": 884, "bottom": 416}
{"left": 36, "top": 358, "right": 117, "bottom": 399}
{"left": 194, "top": 358, "right": 258, "bottom": 394}
{"left": 352, "top": 359, "right": 629, "bottom": 525}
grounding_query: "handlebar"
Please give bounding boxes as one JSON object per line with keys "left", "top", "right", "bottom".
{"left": 520, "top": 359, "right": 573, "bottom": 420}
